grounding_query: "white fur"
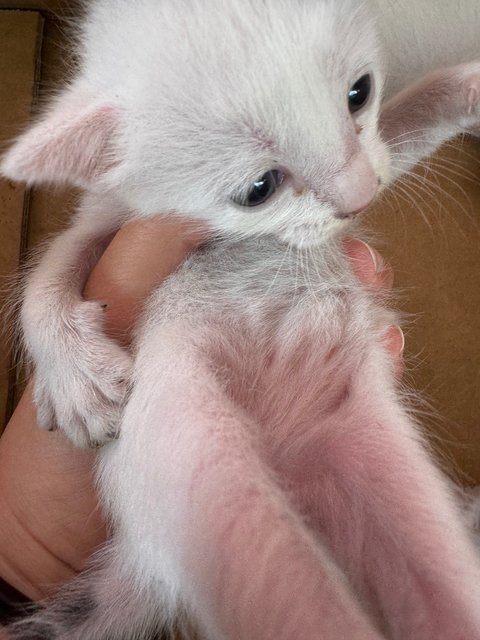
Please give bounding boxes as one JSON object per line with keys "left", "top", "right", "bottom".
{"left": 2, "top": 1, "right": 480, "bottom": 638}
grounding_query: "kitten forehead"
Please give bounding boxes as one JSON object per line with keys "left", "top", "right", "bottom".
{"left": 79, "top": 0, "right": 381, "bottom": 213}
{"left": 82, "top": 0, "right": 378, "bottom": 100}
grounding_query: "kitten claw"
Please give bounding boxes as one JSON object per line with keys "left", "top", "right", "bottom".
{"left": 467, "top": 87, "right": 479, "bottom": 115}
{"left": 457, "top": 62, "right": 480, "bottom": 122}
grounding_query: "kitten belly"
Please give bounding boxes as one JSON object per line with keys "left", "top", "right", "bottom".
{"left": 150, "top": 236, "right": 396, "bottom": 487}
{"left": 198, "top": 294, "right": 399, "bottom": 621}
{"left": 212, "top": 295, "right": 392, "bottom": 486}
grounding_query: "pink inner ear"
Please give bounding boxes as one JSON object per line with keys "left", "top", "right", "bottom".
{"left": 1, "top": 92, "right": 118, "bottom": 188}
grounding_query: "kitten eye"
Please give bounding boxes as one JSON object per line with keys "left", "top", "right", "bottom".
{"left": 348, "top": 74, "right": 372, "bottom": 114}
{"left": 234, "top": 170, "right": 285, "bottom": 207}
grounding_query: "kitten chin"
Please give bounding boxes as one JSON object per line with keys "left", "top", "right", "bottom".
{"left": 279, "top": 218, "right": 349, "bottom": 249}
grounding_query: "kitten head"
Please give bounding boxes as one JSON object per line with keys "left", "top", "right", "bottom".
{"left": 1, "top": 0, "right": 390, "bottom": 247}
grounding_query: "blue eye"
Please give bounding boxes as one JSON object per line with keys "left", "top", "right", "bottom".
{"left": 234, "top": 170, "right": 285, "bottom": 207}
{"left": 348, "top": 74, "right": 372, "bottom": 114}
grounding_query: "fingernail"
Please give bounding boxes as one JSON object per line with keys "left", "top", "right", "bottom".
{"left": 357, "top": 240, "right": 381, "bottom": 274}
{"left": 388, "top": 325, "right": 405, "bottom": 355}
{"left": 397, "top": 325, "right": 405, "bottom": 353}
{"left": 344, "top": 238, "right": 381, "bottom": 275}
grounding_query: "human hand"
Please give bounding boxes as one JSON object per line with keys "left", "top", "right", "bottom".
{"left": 0, "top": 226, "right": 403, "bottom": 612}
{"left": 0, "top": 217, "right": 205, "bottom": 605}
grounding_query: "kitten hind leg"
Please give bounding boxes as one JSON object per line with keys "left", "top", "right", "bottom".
{"left": 100, "top": 331, "right": 387, "bottom": 640}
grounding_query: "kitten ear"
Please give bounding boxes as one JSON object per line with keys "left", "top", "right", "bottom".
{"left": 1, "top": 89, "right": 119, "bottom": 188}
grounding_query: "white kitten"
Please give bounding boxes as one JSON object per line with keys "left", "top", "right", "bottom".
{"left": 2, "top": 1, "right": 480, "bottom": 639}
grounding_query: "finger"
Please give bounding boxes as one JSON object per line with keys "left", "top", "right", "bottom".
{"left": 343, "top": 239, "right": 403, "bottom": 371}
{"left": 384, "top": 325, "right": 405, "bottom": 378}
{"left": 83, "top": 216, "right": 208, "bottom": 345}
{"left": 343, "top": 238, "right": 394, "bottom": 289}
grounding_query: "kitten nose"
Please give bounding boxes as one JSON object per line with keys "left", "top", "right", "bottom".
{"left": 333, "top": 154, "right": 378, "bottom": 219}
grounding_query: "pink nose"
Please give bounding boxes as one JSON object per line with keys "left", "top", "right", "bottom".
{"left": 333, "top": 154, "right": 378, "bottom": 218}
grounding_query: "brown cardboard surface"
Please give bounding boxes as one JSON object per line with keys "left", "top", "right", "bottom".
{"left": 366, "top": 137, "right": 480, "bottom": 483}
{"left": 0, "top": 0, "right": 78, "bottom": 15}
{"left": 7, "top": 15, "right": 79, "bottom": 412}
{"left": 25, "top": 15, "right": 78, "bottom": 250}
{"left": 0, "top": 10, "right": 43, "bottom": 428}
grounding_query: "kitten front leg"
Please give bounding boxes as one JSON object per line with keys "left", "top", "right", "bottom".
{"left": 101, "top": 331, "right": 386, "bottom": 640}
{"left": 22, "top": 194, "right": 131, "bottom": 448}
{"left": 380, "top": 62, "right": 480, "bottom": 181}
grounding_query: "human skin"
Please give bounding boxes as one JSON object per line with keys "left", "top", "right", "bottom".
{"left": 0, "top": 218, "right": 402, "bottom": 618}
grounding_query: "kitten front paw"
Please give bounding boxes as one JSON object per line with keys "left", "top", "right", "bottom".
{"left": 30, "top": 301, "right": 133, "bottom": 448}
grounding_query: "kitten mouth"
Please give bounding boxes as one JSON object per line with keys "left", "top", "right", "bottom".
{"left": 334, "top": 191, "right": 378, "bottom": 220}
{"left": 333, "top": 203, "right": 370, "bottom": 220}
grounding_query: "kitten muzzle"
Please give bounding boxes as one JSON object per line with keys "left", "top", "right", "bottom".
{"left": 332, "top": 154, "right": 378, "bottom": 219}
